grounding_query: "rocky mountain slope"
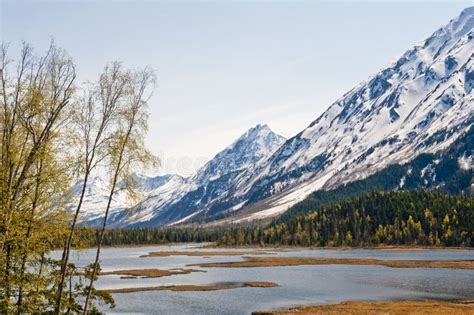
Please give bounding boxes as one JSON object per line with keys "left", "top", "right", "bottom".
{"left": 195, "top": 7, "right": 474, "bottom": 224}
{"left": 80, "top": 8, "right": 473, "bottom": 227}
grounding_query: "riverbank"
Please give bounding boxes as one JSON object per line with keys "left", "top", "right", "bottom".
{"left": 140, "top": 250, "right": 275, "bottom": 257}
{"left": 191, "top": 256, "right": 474, "bottom": 269}
{"left": 77, "top": 241, "right": 473, "bottom": 251}
{"left": 104, "top": 281, "right": 278, "bottom": 293}
{"left": 253, "top": 300, "right": 474, "bottom": 314}
{"left": 100, "top": 268, "right": 205, "bottom": 278}
{"left": 205, "top": 243, "right": 474, "bottom": 251}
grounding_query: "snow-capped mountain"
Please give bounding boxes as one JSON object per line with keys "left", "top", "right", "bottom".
{"left": 131, "top": 174, "right": 181, "bottom": 192}
{"left": 81, "top": 8, "right": 473, "bottom": 227}
{"left": 193, "top": 124, "right": 287, "bottom": 186}
{"left": 218, "top": 7, "right": 474, "bottom": 223}
{"left": 73, "top": 173, "right": 182, "bottom": 223}
{"left": 91, "top": 124, "right": 286, "bottom": 227}
{"left": 71, "top": 175, "right": 125, "bottom": 222}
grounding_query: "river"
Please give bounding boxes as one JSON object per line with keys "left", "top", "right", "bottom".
{"left": 61, "top": 244, "right": 474, "bottom": 314}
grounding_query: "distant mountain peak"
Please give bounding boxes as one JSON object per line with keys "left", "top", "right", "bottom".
{"left": 247, "top": 123, "right": 271, "bottom": 132}
{"left": 233, "top": 124, "right": 277, "bottom": 143}
{"left": 193, "top": 124, "right": 286, "bottom": 185}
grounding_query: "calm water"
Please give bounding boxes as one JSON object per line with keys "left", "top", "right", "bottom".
{"left": 60, "top": 244, "right": 474, "bottom": 314}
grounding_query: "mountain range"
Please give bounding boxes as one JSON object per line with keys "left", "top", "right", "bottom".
{"left": 78, "top": 7, "right": 474, "bottom": 228}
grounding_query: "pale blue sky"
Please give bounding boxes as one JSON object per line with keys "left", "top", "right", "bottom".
{"left": 1, "top": 0, "right": 470, "bottom": 175}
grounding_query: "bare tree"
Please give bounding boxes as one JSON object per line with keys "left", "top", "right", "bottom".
{"left": 0, "top": 42, "right": 156, "bottom": 313}
{"left": 83, "top": 67, "right": 156, "bottom": 314}
{"left": 55, "top": 62, "right": 128, "bottom": 313}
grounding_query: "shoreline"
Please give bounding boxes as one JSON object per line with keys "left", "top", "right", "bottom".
{"left": 99, "top": 268, "right": 205, "bottom": 278}
{"left": 205, "top": 244, "right": 474, "bottom": 251}
{"left": 103, "top": 281, "right": 278, "bottom": 293}
{"left": 140, "top": 250, "right": 276, "bottom": 258}
{"left": 253, "top": 299, "right": 474, "bottom": 314}
{"left": 73, "top": 242, "right": 473, "bottom": 251}
{"left": 191, "top": 256, "right": 474, "bottom": 270}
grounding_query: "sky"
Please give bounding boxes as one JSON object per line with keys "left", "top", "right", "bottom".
{"left": 1, "top": 0, "right": 471, "bottom": 175}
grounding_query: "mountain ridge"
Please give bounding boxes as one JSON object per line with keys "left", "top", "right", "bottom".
{"left": 203, "top": 6, "right": 474, "bottom": 223}
{"left": 80, "top": 7, "right": 473, "bottom": 228}
{"left": 79, "top": 124, "right": 286, "bottom": 226}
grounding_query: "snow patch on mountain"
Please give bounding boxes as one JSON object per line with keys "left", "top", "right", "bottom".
{"left": 459, "top": 154, "right": 473, "bottom": 170}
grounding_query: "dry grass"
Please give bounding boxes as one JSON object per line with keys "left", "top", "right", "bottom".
{"left": 100, "top": 268, "right": 205, "bottom": 278}
{"left": 244, "top": 282, "right": 279, "bottom": 288}
{"left": 191, "top": 256, "right": 474, "bottom": 270}
{"left": 104, "top": 281, "right": 278, "bottom": 293}
{"left": 254, "top": 300, "right": 474, "bottom": 314}
{"left": 140, "top": 250, "right": 275, "bottom": 258}
{"left": 371, "top": 246, "right": 473, "bottom": 252}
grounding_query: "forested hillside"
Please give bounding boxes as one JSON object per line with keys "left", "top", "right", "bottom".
{"left": 78, "top": 190, "right": 474, "bottom": 248}
{"left": 278, "top": 124, "right": 473, "bottom": 223}
{"left": 73, "top": 227, "right": 222, "bottom": 248}
{"left": 219, "top": 191, "right": 473, "bottom": 247}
